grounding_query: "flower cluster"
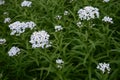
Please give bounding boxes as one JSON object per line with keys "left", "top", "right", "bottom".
{"left": 9, "top": 21, "right": 36, "bottom": 36}
{"left": 4, "top": 17, "right": 11, "bottom": 23}
{"left": 102, "top": 16, "right": 113, "bottom": 23}
{"left": 0, "top": 38, "right": 6, "bottom": 44}
{"left": 0, "top": 0, "right": 5, "bottom": 5}
{"left": 97, "top": 62, "right": 111, "bottom": 73}
{"left": 56, "top": 59, "right": 64, "bottom": 69}
{"left": 55, "top": 15, "right": 62, "bottom": 20}
{"left": 103, "top": 0, "right": 110, "bottom": 2}
{"left": 76, "top": 22, "right": 82, "bottom": 28}
{"left": 8, "top": 46, "right": 20, "bottom": 56}
{"left": 29, "top": 30, "right": 51, "bottom": 48}
{"left": 78, "top": 6, "right": 99, "bottom": 20}
{"left": 64, "top": 11, "right": 69, "bottom": 15}
{"left": 55, "top": 25, "right": 63, "bottom": 32}
{"left": 21, "top": 0, "right": 32, "bottom": 7}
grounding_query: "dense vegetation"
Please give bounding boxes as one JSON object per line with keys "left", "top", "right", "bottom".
{"left": 0, "top": 0, "right": 120, "bottom": 80}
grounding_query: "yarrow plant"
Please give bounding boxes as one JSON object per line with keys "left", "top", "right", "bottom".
{"left": 0, "top": 38, "right": 6, "bottom": 44}
{"left": 56, "top": 58, "right": 64, "bottom": 69}
{"left": 29, "top": 30, "right": 51, "bottom": 48}
{"left": 102, "top": 16, "right": 113, "bottom": 24}
{"left": 4, "top": 17, "right": 11, "bottom": 23}
{"left": 55, "top": 25, "right": 63, "bottom": 32}
{"left": 21, "top": 0, "right": 32, "bottom": 7}
{"left": 97, "top": 62, "right": 111, "bottom": 74}
{"left": 1, "top": 0, "right": 120, "bottom": 79}
{"left": 78, "top": 6, "right": 99, "bottom": 20}
{"left": 9, "top": 21, "right": 36, "bottom": 36}
{"left": 0, "top": 0, "right": 5, "bottom": 5}
{"left": 8, "top": 46, "right": 20, "bottom": 56}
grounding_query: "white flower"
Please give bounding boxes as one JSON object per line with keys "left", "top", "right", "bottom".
{"left": 8, "top": 46, "right": 20, "bottom": 56}
{"left": 55, "top": 25, "right": 63, "bottom": 32}
{"left": 4, "top": 17, "right": 11, "bottom": 23}
{"left": 25, "top": 21, "right": 36, "bottom": 30}
{"left": 0, "top": 38, "right": 6, "bottom": 44}
{"left": 9, "top": 21, "right": 26, "bottom": 36}
{"left": 21, "top": 0, "right": 32, "bottom": 7}
{"left": 3, "top": 12, "right": 9, "bottom": 15}
{"left": 29, "top": 30, "right": 51, "bottom": 48}
{"left": 64, "top": 11, "right": 69, "bottom": 15}
{"left": 56, "top": 59, "right": 64, "bottom": 69}
{"left": 78, "top": 6, "right": 99, "bottom": 20}
{"left": 76, "top": 22, "right": 82, "bottom": 28}
{"left": 102, "top": 16, "right": 113, "bottom": 24}
{"left": 103, "top": 0, "right": 110, "bottom": 2}
{"left": 56, "top": 59, "right": 64, "bottom": 64}
{"left": 97, "top": 62, "right": 111, "bottom": 74}
{"left": 55, "top": 15, "right": 62, "bottom": 20}
{"left": 0, "top": 0, "right": 5, "bottom": 5}
{"left": 9, "top": 21, "right": 36, "bottom": 36}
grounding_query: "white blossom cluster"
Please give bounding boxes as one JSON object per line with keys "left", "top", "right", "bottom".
{"left": 76, "top": 22, "right": 82, "bottom": 28}
{"left": 103, "top": 0, "right": 110, "bottom": 2}
{"left": 21, "top": 0, "right": 32, "bottom": 7}
{"left": 55, "top": 25, "right": 63, "bottom": 32}
{"left": 78, "top": 6, "right": 99, "bottom": 20}
{"left": 29, "top": 30, "right": 51, "bottom": 48}
{"left": 55, "top": 15, "right": 62, "bottom": 20}
{"left": 64, "top": 11, "right": 69, "bottom": 15}
{"left": 9, "top": 21, "right": 36, "bottom": 36}
{"left": 102, "top": 16, "right": 113, "bottom": 24}
{"left": 97, "top": 62, "right": 111, "bottom": 74}
{"left": 0, "top": 0, "right": 5, "bottom": 5}
{"left": 4, "top": 17, "right": 11, "bottom": 23}
{"left": 0, "top": 38, "right": 6, "bottom": 44}
{"left": 8, "top": 46, "right": 20, "bottom": 56}
{"left": 56, "top": 59, "right": 64, "bottom": 69}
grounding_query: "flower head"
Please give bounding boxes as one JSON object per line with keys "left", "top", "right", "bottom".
{"left": 25, "top": 21, "right": 36, "bottom": 30}
{"left": 21, "top": 0, "right": 32, "bottom": 7}
{"left": 56, "top": 59, "right": 64, "bottom": 69}
{"left": 0, "top": 0, "right": 5, "bottom": 5}
{"left": 103, "top": 0, "right": 110, "bottom": 2}
{"left": 76, "top": 22, "right": 82, "bottom": 28}
{"left": 29, "top": 30, "right": 51, "bottom": 48}
{"left": 78, "top": 6, "right": 99, "bottom": 20}
{"left": 9, "top": 21, "right": 36, "bottom": 36}
{"left": 55, "top": 15, "right": 62, "bottom": 20}
{"left": 102, "top": 16, "right": 113, "bottom": 24}
{"left": 4, "top": 17, "right": 11, "bottom": 23}
{"left": 55, "top": 25, "right": 63, "bottom": 32}
{"left": 97, "top": 62, "right": 111, "bottom": 74}
{"left": 64, "top": 11, "right": 69, "bottom": 15}
{"left": 8, "top": 46, "right": 20, "bottom": 56}
{"left": 56, "top": 59, "right": 64, "bottom": 64}
{"left": 3, "top": 12, "right": 9, "bottom": 15}
{"left": 0, "top": 38, "right": 6, "bottom": 44}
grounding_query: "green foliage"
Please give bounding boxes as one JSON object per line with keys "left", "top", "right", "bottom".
{"left": 0, "top": 0, "right": 120, "bottom": 80}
